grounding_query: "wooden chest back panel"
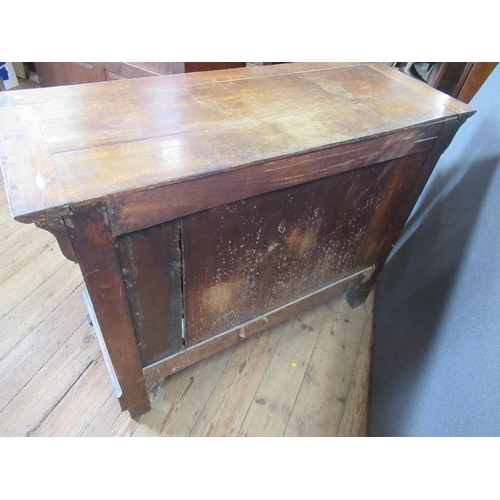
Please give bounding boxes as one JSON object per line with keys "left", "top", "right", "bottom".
{"left": 116, "top": 220, "right": 183, "bottom": 366}
{"left": 181, "top": 159, "right": 397, "bottom": 345}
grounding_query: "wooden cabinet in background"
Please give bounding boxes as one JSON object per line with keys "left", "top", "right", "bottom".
{"left": 34, "top": 62, "right": 245, "bottom": 87}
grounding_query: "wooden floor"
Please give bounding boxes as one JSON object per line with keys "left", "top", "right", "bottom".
{"left": 0, "top": 97, "right": 374, "bottom": 436}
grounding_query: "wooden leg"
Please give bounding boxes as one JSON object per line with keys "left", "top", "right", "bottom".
{"left": 347, "top": 118, "right": 467, "bottom": 311}
{"left": 65, "top": 202, "right": 151, "bottom": 417}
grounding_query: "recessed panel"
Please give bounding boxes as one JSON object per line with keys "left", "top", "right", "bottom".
{"left": 181, "top": 161, "right": 396, "bottom": 345}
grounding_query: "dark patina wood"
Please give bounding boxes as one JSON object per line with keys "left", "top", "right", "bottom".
{"left": 346, "top": 117, "right": 467, "bottom": 307}
{"left": 144, "top": 268, "right": 374, "bottom": 384}
{"left": 106, "top": 121, "right": 443, "bottom": 236}
{"left": 34, "top": 62, "right": 246, "bottom": 88}
{"left": 34, "top": 62, "right": 186, "bottom": 87}
{"left": 184, "top": 62, "right": 246, "bottom": 73}
{"left": 116, "top": 220, "right": 184, "bottom": 366}
{"left": 0, "top": 63, "right": 475, "bottom": 416}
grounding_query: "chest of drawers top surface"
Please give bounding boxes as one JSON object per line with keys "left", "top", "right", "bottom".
{"left": 0, "top": 62, "right": 474, "bottom": 224}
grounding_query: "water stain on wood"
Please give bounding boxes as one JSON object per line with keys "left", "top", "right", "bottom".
{"left": 117, "top": 220, "right": 183, "bottom": 366}
{"left": 181, "top": 163, "right": 394, "bottom": 345}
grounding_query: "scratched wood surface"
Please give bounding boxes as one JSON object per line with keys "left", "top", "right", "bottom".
{"left": 0, "top": 176, "right": 374, "bottom": 436}
{"left": 0, "top": 62, "right": 474, "bottom": 224}
{"left": 182, "top": 162, "right": 391, "bottom": 345}
{"left": 117, "top": 220, "right": 183, "bottom": 366}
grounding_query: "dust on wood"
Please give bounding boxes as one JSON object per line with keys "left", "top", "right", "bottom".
{"left": 182, "top": 164, "right": 390, "bottom": 345}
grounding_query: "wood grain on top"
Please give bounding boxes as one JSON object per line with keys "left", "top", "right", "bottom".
{"left": 0, "top": 62, "right": 475, "bottom": 223}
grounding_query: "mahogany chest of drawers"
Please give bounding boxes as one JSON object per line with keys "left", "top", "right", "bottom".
{"left": 0, "top": 63, "right": 474, "bottom": 416}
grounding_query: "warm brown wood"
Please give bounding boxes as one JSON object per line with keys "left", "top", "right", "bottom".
{"left": 180, "top": 161, "right": 395, "bottom": 344}
{"left": 455, "top": 62, "right": 498, "bottom": 103}
{"left": 0, "top": 63, "right": 475, "bottom": 417}
{"left": 34, "top": 62, "right": 185, "bottom": 87}
{"left": 0, "top": 105, "right": 69, "bottom": 223}
{"left": 387, "top": 62, "right": 497, "bottom": 104}
{"left": 426, "top": 62, "right": 449, "bottom": 88}
{"left": 107, "top": 122, "right": 442, "bottom": 236}
{"left": 63, "top": 203, "right": 150, "bottom": 417}
{"left": 347, "top": 117, "right": 467, "bottom": 307}
{"left": 0, "top": 63, "right": 474, "bottom": 225}
{"left": 34, "top": 62, "right": 248, "bottom": 87}
{"left": 82, "top": 289, "right": 121, "bottom": 397}
{"left": 143, "top": 268, "right": 372, "bottom": 384}
{"left": 3, "top": 63, "right": 359, "bottom": 109}
{"left": 448, "top": 63, "right": 475, "bottom": 98}
{"left": 0, "top": 177, "right": 374, "bottom": 436}
{"left": 116, "top": 220, "right": 184, "bottom": 365}
{"left": 35, "top": 62, "right": 106, "bottom": 87}
{"left": 369, "top": 63, "right": 474, "bottom": 115}
{"left": 185, "top": 62, "right": 245, "bottom": 73}
{"left": 99, "top": 62, "right": 184, "bottom": 79}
